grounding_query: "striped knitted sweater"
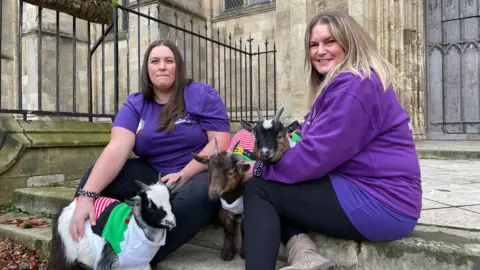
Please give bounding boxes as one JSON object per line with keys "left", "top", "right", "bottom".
{"left": 79, "top": 196, "right": 166, "bottom": 269}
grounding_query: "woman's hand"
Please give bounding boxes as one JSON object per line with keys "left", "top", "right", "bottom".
{"left": 69, "top": 196, "right": 96, "bottom": 242}
{"left": 161, "top": 171, "right": 187, "bottom": 189}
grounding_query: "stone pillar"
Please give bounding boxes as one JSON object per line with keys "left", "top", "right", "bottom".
{"left": 0, "top": 0, "right": 19, "bottom": 112}
{"left": 347, "top": 0, "right": 425, "bottom": 139}
{"left": 274, "top": 0, "right": 310, "bottom": 121}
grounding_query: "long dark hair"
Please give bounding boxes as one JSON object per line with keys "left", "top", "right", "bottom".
{"left": 140, "top": 40, "right": 192, "bottom": 134}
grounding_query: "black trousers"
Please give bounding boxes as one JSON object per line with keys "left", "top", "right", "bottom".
{"left": 243, "top": 175, "right": 366, "bottom": 270}
{"left": 75, "top": 158, "right": 219, "bottom": 265}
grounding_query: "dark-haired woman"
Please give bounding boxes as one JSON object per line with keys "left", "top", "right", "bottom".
{"left": 69, "top": 40, "right": 230, "bottom": 266}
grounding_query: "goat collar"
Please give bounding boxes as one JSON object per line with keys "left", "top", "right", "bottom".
{"left": 220, "top": 196, "right": 244, "bottom": 215}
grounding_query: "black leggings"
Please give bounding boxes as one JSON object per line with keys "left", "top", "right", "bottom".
{"left": 75, "top": 158, "right": 220, "bottom": 265}
{"left": 243, "top": 175, "right": 366, "bottom": 270}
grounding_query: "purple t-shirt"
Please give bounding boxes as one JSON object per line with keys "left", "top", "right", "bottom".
{"left": 260, "top": 70, "right": 422, "bottom": 220}
{"left": 112, "top": 81, "right": 230, "bottom": 175}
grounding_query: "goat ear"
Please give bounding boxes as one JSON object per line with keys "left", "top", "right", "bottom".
{"left": 134, "top": 180, "right": 152, "bottom": 191}
{"left": 191, "top": 152, "right": 210, "bottom": 164}
{"left": 240, "top": 119, "right": 254, "bottom": 132}
{"left": 236, "top": 161, "right": 251, "bottom": 174}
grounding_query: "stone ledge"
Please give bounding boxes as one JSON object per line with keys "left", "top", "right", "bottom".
{"left": 190, "top": 222, "right": 480, "bottom": 269}
{"left": 5, "top": 184, "right": 480, "bottom": 268}
{"left": 0, "top": 209, "right": 478, "bottom": 270}
{"left": 356, "top": 225, "right": 480, "bottom": 269}
{"left": 153, "top": 243, "right": 286, "bottom": 270}
{"left": 0, "top": 119, "right": 110, "bottom": 203}
{"left": 12, "top": 187, "right": 75, "bottom": 215}
{"left": 0, "top": 212, "right": 52, "bottom": 253}
{"left": 0, "top": 119, "right": 110, "bottom": 174}
{"left": 415, "top": 140, "right": 480, "bottom": 160}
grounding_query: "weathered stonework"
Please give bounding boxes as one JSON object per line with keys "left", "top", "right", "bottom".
{"left": 1, "top": 0, "right": 426, "bottom": 137}
{"left": 1, "top": 0, "right": 19, "bottom": 111}
{"left": 211, "top": 1, "right": 277, "bottom": 116}
{"left": 347, "top": 0, "right": 426, "bottom": 139}
{"left": 0, "top": 119, "right": 111, "bottom": 203}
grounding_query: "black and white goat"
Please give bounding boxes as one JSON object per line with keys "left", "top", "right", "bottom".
{"left": 240, "top": 107, "right": 300, "bottom": 162}
{"left": 47, "top": 180, "right": 178, "bottom": 270}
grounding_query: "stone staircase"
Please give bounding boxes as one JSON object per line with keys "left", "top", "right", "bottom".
{"left": 1, "top": 141, "right": 480, "bottom": 269}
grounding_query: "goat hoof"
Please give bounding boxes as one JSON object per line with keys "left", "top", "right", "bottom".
{"left": 221, "top": 248, "right": 235, "bottom": 261}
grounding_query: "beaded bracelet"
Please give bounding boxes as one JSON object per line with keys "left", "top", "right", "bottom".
{"left": 253, "top": 160, "right": 264, "bottom": 177}
{"left": 77, "top": 188, "right": 100, "bottom": 199}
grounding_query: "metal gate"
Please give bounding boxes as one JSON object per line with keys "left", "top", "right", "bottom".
{"left": 425, "top": 0, "right": 480, "bottom": 140}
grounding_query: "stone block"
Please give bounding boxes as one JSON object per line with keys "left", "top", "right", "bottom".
{"left": 27, "top": 174, "right": 65, "bottom": 187}
{"left": 312, "top": 233, "right": 359, "bottom": 267}
{"left": 358, "top": 225, "right": 480, "bottom": 269}
{"left": 13, "top": 187, "right": 75, "bottom": 215}
{"left": 154, "top": 244, "right": 287, "bottom": 270}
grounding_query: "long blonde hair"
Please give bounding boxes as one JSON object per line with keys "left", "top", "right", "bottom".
{"left": 305, "top": 10, "right": 396, "bottom": 109}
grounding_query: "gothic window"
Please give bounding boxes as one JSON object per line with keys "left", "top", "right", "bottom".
{"left": 224, "top": 0, "right": 275, "bottom": 11}
{"left": 224, "top": 0, "right": 244, "bottom": 10}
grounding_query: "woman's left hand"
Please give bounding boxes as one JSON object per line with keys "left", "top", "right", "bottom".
{"left": 161, "top": 171, "right": 188, "bottom": 189}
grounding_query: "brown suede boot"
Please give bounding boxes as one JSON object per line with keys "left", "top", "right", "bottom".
{"left": 280, "top": 233, "right": 337, "bottom": 270}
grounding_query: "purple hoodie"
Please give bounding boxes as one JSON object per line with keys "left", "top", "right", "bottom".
{"left": 260, "top": 70, "right": 422, "bottom": 219}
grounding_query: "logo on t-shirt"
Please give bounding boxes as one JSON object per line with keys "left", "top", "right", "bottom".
{"left": 174, "top": 113, "right": 192, "bottom": 125}
{"left": 136, "top": 119, "right": 145, "bottom": 134}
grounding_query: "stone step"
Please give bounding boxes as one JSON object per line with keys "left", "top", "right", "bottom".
{"left": 154, "top": 244, "right": 287, "bottom": 270}
{"left": 12, "top": 186, "right": 75, "bottom": 216}
{"left": 1, "top": 206, "right": 479, "bottom": 269}
{"left": 415, "top": 140, "right": 480, "bottom": 160}
{"left": 0, "top": 212, "right": 52, "bottom": 252}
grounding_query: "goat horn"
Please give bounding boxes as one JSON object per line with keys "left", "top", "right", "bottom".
{"left": 273, "top": 107, "right": 284, "bottom": 123}
{"left": 214, "top": 137, "right": 218, "bottom": 155}
{"left": 228, "top": 140, "right": 241, "bottom": 156}
{"left": 231, "top": 140, "right": 240, "bottom": 152}
{"left": 256, "top": 108, "right": 264, "bottom": 122}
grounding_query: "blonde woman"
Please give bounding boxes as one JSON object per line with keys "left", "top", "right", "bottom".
{"left": 241, "top": 11, "right": 422, "bottom": 270}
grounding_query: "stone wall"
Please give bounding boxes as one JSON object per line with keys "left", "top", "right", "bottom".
{"left": 0, "top": 0, "right": 426, "bottom": 137}
{"left": 272, "top": 0, "right": 425, "bottom": 138}
{"left": 0, "top": 119, "right": 111, "bottom": 203}
{"left": 21, "top": 4, "right": 90, "bottom": 114}
{"left": 88, "top": 0, "right": 208, "bottom": 114}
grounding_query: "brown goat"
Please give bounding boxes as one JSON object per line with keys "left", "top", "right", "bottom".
{"left": 191, "top": 110, "right": 301, "bottom": 261}
{"left": 192, "top": 138, "right": 250, "bottom": 261}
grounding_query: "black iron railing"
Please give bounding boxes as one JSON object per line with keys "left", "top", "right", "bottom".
{"left": 0, "top": 0, "right": 277, "bottom": 122}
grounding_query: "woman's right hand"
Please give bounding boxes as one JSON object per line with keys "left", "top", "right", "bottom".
{"left": 69, "top": 196, "right": 96, "bottom": 242}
